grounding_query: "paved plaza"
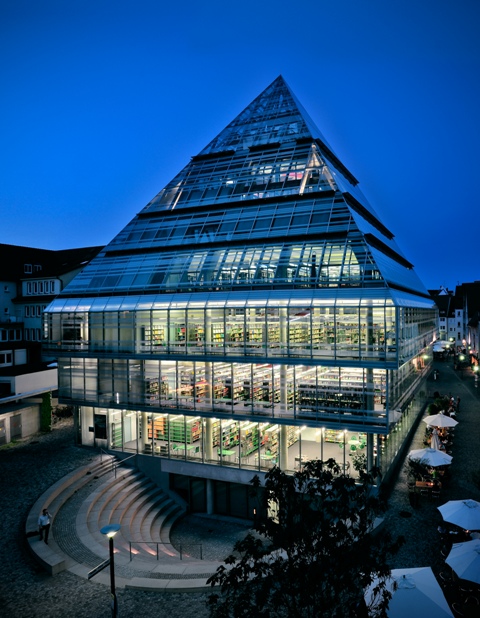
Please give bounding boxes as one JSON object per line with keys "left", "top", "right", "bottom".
{"left": 1, "top": 360, "right": 479, "bottom": 617}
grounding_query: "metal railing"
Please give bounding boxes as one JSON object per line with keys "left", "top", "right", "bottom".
{"left": 129, "top": 541, "right": 203, "bottom": 561}
{"left": 100, "top": 449, "right": 137, "bottom": 478}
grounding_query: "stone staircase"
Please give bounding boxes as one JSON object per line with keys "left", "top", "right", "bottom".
{"left": 26, "top": 454, "right": 220, "bottom": 591}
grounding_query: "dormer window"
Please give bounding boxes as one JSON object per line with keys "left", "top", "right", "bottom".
{"left": 24, "top": 264, "right": 32, "bottom": 274}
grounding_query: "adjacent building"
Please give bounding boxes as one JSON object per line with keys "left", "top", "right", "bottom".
{"left": 0, "top": 243, "right": 102, "bottom": 444}
{"left": 430, "top": 282, "right": 480, "bottom": 361}
{"left": 43, "top": 77, "right": 437, "bottom": 515}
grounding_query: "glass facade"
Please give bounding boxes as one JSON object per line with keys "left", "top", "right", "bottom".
{"left": 44, "top": 76, "right": 436, "bottom": 487}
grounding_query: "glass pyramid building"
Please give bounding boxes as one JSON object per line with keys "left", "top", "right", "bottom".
{"left": 44, "top": 77, "right": 436, "bottom": 508}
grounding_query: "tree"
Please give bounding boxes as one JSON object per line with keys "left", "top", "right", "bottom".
{"left": 207, "top": 459, "right": 403, "bottom": 618}
{"left": 40, "top": 391, "right": 53, "bottom": 432}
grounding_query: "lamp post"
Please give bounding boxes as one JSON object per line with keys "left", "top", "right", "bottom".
{"left": 101, "top": 523, "right": 120, "bottom": 618}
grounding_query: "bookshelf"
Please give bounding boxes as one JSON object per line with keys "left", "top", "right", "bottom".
{"left": 188, "top": 325, "right": 205, "bottom": 346}
{"left": 212, "top": 421, "right": 240, "bottom": 449}
{"left": 111, "top": 422, "right": 122, "bottom": 448}
{"left": 211, "top": 324, "right": 224, "bottom": 347}
{"left": 241, "top": 424, "right": 259, "bottom": 456}
{"left": 145, "top": 378, "right": 159, "bottom": 405}
{"left": 144, "top": 326, "right": 165, "bottom": 346}
{"left": 147, "top": 416, "right": 200, "bottom": 443}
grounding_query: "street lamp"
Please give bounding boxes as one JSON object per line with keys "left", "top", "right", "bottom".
{"left": 101, "top": 523, "right": 121, "bottom": 618}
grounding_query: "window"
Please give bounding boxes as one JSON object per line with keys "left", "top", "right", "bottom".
{"left": 24, "top": 264, "right": 32, "bottom": 274}
{"left": 34, "top": 264, "right": 42, "bottom": 272}
{"left": 0, "top": 352, "right": 13, "bottom": 367}
{"left": 27, "top": 282, "right": 32, "bottom": 295}
{"left": 3, "top": 285, "right": 9, "bottom": 293}
{"left": 25, "top": 306, "right": 30, "bottom": 317}
{"left": 50, "top": 281, "right": 55, "bottom": 293}
{"left": 38, "top": 282, "right": 44, "bottom": 293}
{"left": 36, "top": 305, "right": 42, "bottom": 317}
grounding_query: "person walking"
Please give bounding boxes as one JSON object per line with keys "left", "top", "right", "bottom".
{"left": 38, "top": 508, "right": 52, "bottom": 544}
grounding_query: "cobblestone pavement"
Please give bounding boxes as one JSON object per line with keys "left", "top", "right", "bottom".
{"left": 0, "top": 359, "right": 479, "bottom": 617}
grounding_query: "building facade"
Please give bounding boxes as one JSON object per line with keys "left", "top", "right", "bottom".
{"left": 43, "top": 77, "right": 436, "bottom": 514}
{"left": 0, "top": 243, "right": 102, "bottom": 445}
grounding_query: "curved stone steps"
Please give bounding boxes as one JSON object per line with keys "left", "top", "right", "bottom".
{"left": 139, "top": 493, "right": 171, "bottom": 542}
{"left": 77, "top": 469, "right": 187, "bottom": 563}
{"left": 96, "top": 476, "right": 154, "bottom": 532}
{"left": 27, "top": 457, "right": 221, "bottom": 590}
{"left": 148, "top": 502, "right": 186, "bottom": 559}
{"left": 82, "top": 469, "right": 143, "bottom": 529}
{"left": 26, "top": 455, "right": 125, "bottom": 575}
{"left": 111, "top": 482, "right": 164, "bottom": 536}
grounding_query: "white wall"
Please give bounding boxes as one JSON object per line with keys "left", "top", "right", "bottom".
{"left": 14, "top": 368, "right": 57, "bottom": 395}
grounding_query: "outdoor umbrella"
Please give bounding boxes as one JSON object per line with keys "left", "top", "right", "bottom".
{"left": 430, "top": 428, "right": 442, "bottom": 451}
{"left": 423, "top": 413, "right": 458, "bottom": 428}
{"left": 438, "top": 500, "right": 480, "bottom": 531}
{"left": 365, "top": 567, "right": 454, "bottom": 617}
{"left": 446, "top": 539, "right": 480, "bottom": 585}
{"left": 408, "top": 447, "right": 452, "bottom": 467}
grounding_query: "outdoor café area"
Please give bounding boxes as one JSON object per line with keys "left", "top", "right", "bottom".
{"left": 435, "top": 499, "right": 480, "bottom": 617}
{"left": 394, "top": 389, "right": 480, "bottom": 617}
{"left": 406, "top": 408, "right": 458, "bottom": 504}
{"left": 365, "top": 494, "right": 480, "bottom": 617}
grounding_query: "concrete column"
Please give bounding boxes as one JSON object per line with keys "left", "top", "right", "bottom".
{"left": 205, "top": 309, "right": 212, "bottom": 352}
{"left": 206, "top": 478, "right": 214, "bottom": 515}
{"left": 141, "top": 412, "right": 149, "bottom": 450}
{"left": 280, "top": 307, "right": 288, "bottom": 355}
{"left": 280, "top": 365, "right": 287, "bottom": 412}
{"left": 205, "top": 418, "right": 214, "bottom": 461}
{"left": 279, "top": 424, "right": 289, "bottom": 470}
{"left": 367, "top": 433, "right": 374, "bottom": 472}
{"left": 205, "top": 362, "right": 212, "bottom": 407}
{"left": 365, "top": 305, "right": 373, "bottom": 359}
{"left": 366, "top": 367, "right": 375, "bottom": 414}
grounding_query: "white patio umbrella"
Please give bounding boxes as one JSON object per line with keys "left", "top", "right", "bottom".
{"left": 438, "top": 500, "right": 480, "bottom": 531}
{"left": 446, "top": 539, "right": 480, "bottom": 585}
{"left": 408, "top": 447, "right": 452, "bottom": 467}
{"left": 423, "top": 413, "right": 458, "bottom": 428}
{"left": 365, "top": 567, "right": 454, "bottom": 617}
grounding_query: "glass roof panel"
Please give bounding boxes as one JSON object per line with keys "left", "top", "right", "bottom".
{"left": 57, "top": 76, "right": 429, "bottom": 305}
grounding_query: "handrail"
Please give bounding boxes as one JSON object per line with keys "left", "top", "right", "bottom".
{"left": 99, "top": 449, "right": 137, "bottom": 477}
{"left": 129, "top": 541, "right": 203, "bottom": 561}
{"left": 99, "top": 448, "right": 115, "bottom": 463}
{"left": 114, "top": 453, "right": 137, "bottom": 478}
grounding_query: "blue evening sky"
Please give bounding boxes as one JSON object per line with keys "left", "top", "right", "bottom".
{"left": 1, "top": 0, "right": 479, "bottom": 291}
